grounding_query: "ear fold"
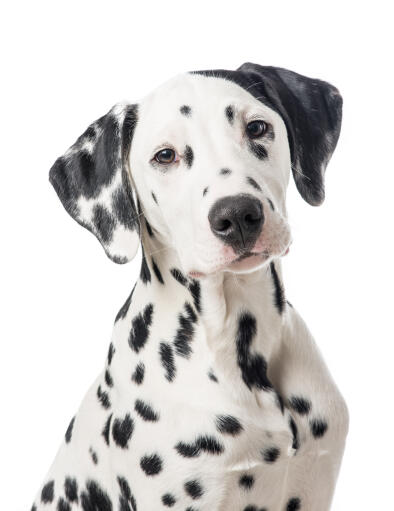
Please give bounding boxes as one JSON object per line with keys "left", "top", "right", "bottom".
{"left": 237, "top": 63, "right": 343, "bottom": 205}
{"left": 49, "top": 103, "right": 140, "bottom": 263}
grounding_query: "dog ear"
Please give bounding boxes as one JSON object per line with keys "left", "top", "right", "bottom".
{"left": 49, "top": 103, "right": 140, "bottom": 263}
{"left": 237, "top": 63, "right": 342, "bottom": 205}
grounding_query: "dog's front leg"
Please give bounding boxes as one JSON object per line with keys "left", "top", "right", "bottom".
{"left": 269, "top": 306, "right": 349, "bottom": 510}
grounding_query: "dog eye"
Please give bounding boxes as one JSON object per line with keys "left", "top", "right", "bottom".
{"left": 246, "top": 120, "right": 267, "bottom": 139}
{"left": 154, "top": 148, "right": 177, "bottom": 164}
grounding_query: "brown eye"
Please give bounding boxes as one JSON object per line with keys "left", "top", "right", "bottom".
{"left": 246, "top": 120, "right": 267, "bottom": 139}
{"left": 154, "top": 148, "right": 176, "bottom": 164}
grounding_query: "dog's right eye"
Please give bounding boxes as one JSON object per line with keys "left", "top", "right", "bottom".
{"left": 154, "top": 148, "right": 177, "bottom": 164}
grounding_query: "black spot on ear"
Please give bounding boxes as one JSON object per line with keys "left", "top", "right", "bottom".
{"left": 140, "top": 453, "right": 163, "bottom": 475}
{"left": 175, "top": 435, "right": 224, "bottom": 458}
{"left": 225, "top": 105, "right": 234, "bottom": 124}
{"left": 220, "top": 168, "right": 231, "bottom": 176}
{"left": 203, "top": 187, "right": 208, "bottom": 197}
{"left": 140, "top": 250, "right": 151, "bottom": 284}
{"left": 92, "top": 204, "right": 115, "bottom": 244}
{"left": 262, "top": 446, "right": 281, "bottom": 463}
{"left": 247, "top": 176, "right": 262, "bottom": 191}
{"left": 289, "top": 396, "right": 311, "bottom": 415}
{"left": 184, "top": 145, "right": 194, "bottom": 168}
{"left": 236, "top": 312, "right": 273, "bottom": 390}
{"left": 162, "top": 493, "right": 176, "bottom": 507}
{"left": 107, "top": 342, "right": 115, "bottom": 365}
{"left": 118, "top": 476, "right": 137, "bottom": 511}
{"left": 57, "top": 498, "right": 71, "bottom": 511}
{"left": 129, "top": 303, "right": 154, "bottom": 353}
{"left": 310, "top": 418, "right": 328, "bottom": 438}
{"left": 112, "top": 413, "right": 134, "bottom": 448}
{"left": 174, "top": 302, "right": 198, "bottom": 358}
{"left": 97, "top": 385, "right": 111, "bottom": 409}
{"left": 270, "top": 262, "right": 285, "bottom": 314}
{"left": 112, "top": 187, "right": 137, "bottom": 230}
{"left": 64, "top": 477, "right": 78, "bottom": 503}
{"left": 151, "top": 191, "right": 158, "bottom": 204}
{"left": 135, "top": 399, "right": 160, "bottom": 422}
{"left": 184, "top": 479, "right": 204, "bottom": 500}
{"left": 216, "top": 415, "right": 243, "bottom": 436}
{"left": 180, "top": 105, "right": 192, "bottom": 116}
{"left": 65, "top": 416, "right": 75, "bottom": 443}
{"left": 170, "top": 267, "right": 188, "bottom": 287}
{"left": 248, "top": 140, "right": 268, "bottom": 160}
{"left": 89, "top": 447, "right": 98, "bottom": 464}
{"left": 115, "top": 285, "right": 135, "bottom": 323}
{"left": 239, "top": 474, "right": 254, "bottom": 490}
{"left": 104, "top": 369, "right": 113, "bottom": 387}
{"left": 152, "top": 257, "right": 164, "bottom": 284}
{"left": 131, "top": 362, "right": 145, "bottom": 385}
{"left": 41, "top": 481, "right": 54, "bottom": 503}
{"left": 102, "top": 413, "right": 112, "bottom": 446}
{"left": 287, "top": 497, "right": 301, "bottom": 510}
{"left": 159, "top": 342, "right": 176, "bottom": 382}
{"left": 289, "top": 416, "right": 299, "bottom": 450}
{"left": 80, "top": 480, "right": 112, "bottom": 511}
{"left": 267, "top": 197, "right": 275, "bottom": 211}
{"left": 208, "top": 369, "right": 218, "bottom": 382}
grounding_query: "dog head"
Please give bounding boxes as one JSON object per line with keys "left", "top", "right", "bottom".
{"left": 50, "top": 63, "right": 342, "bottom": 276}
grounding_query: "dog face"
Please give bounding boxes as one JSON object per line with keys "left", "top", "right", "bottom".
{"left": 49, "top": 63, "right": 342, "bottom": 275}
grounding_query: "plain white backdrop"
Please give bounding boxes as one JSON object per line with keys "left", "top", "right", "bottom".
{"left": 1, "top": 1, "right": 393, "bottom": 509}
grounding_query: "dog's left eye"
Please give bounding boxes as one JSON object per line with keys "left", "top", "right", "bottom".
{"left": 154, "top": 148, "right": 177, "bottom": 164}
{"left": 246, "top": 120, "right": 267, "bottom": 139}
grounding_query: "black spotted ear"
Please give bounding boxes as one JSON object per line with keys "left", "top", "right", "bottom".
{"left": 237, "top": 63, "right": 343, "bottom": 205}
{"left": 49, "top": 103, "right": 140, "bottom": 263}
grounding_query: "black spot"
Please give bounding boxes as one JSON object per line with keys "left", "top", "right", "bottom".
{"left": 287, "top": 497, "right": 301, "bottom": 510}
{"left": 57, "top": 498, "right": 71, "bottom": 511}
{"left": 140, "top": 453, "right": 163, "bottom": 476}
{"left": 41, "top": 481, "right": 54, "bottom": 503}
{"left": 145, "top": 218, "right": 154, "bottom": 237}
{"left": 236, "top": 312, "right": 273, "bottom": 390}
{"left": 289, "top": 416, "right": 299, "bottom": 450}
{"left": 248, "top": 140, "right": 268, "bottom": 160}
{"left": 102, "top": 414, "right": 112, "bottom": 445}
{"left": 159, "top": 342, "right": 176, "bottom": 382}
{"left": 118, "top": 476, "right": 137, "bottom": 511}
{"left": 170, "top": 267, "right": 188, "bottom": 286}
{"left": 115, "top": 286, "right": 135, "bottom": 322}
{"left": 184, "top": 145, "right": 194, "bottom": 168}
{"left": 105, "top": 369, "right": 113, "bottom": 387}
{"left": 286, "top": 300, "right": 293, "bottom": 308}
{"left": 310, "top": 418, "right": 328, "bottom": 438}
{"left": 151, "top": 191, "right": 158, "bottom": 204}
{"left": 162, "top": 493, "right": 176, "bottom": 507}
{"left": 175, "top": 435, "right": 224, "bottom": 457}
{"left": 203, "top": 187, "right": 208, "bottom": 197}
{"left": 289, "top": 396, "right": 311, "bottom": 416}
{"left": 180, "top": 105, "right": 191, "bottom": 116}
{"left": 97, "top": 385, "right": 111, "bottom": 409}
{"left": 262, "top": 446, "right": 281, "bottom": 463}
{"left": 140, "top": 250, "right": 151, "bottom": 284}
{"left": 174, "top": 302, "right": 198, "bottom": 358}
{"left": 239, "top": 474, "right": 254, "bottom": 490}
{"left": 112, "top": 187, "right": 136, "bottom": 230}
{"left": 89, "top": 447, "right": 98, "bottom": 464}
{"left": 270, "top": 262, "right": 285, "bottom": 314}
{"left": 267, "top": 197, "right": 275, "bottom": 211}
{"left": 225, "top": 105, "right": 234, "bottom": 124}
{"left": 208, "top": 370, "right": 218, "bottom": 382}
{"left": 243, "top": 507, "right": 267, "bottom": 511}
{"left": 276, "top": 392, "right": 285, "bottom": 413}
{"left": 129, "top": 303, "right": 154, "bottom": 353}
{"left": 152, "top": 257, "right": 164, "bottom": 284}
{"left": 184, "top": 479, "right": 203, "bottom": 500}
{"left": 112, "top": 414, "right": 134, "bottom": 448}
{"left": 220, "top": 167, "right": 231, "bottom": 176}
{"left": 189, "top": 280, "right": 201, "bottom": 313}
{"left": 107, "top": 343, "right": 115, "bottom": 365}
{"left": 92, "top": 204, "right": 115, "bottom": 244}
{"left": 185, "top": 508, "right": 198, "bottom": 511}
{"left": 65, "top": 416, "right": 75, "bottom": 443}
{"left": 131, "top": 362, "right": 145, "bottom": 385}
{"left": 64, "top": 477, "right": 78, "bottom": 503}
{"left": 247, "top": 177, "right": 262, "bottom": 191}
{"left": 135, "top": 399, "right": 159, "bottom": 422}
{"left": 216, "top": 415, "right": 243, "bottom": 436}
{"left": 80, "top": 480, "right": 112, "bottom": 511}
{"left": 31, "top": 506, "right": 37, "bottom": 511}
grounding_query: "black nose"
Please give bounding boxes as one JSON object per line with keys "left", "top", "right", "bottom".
{"left": 208, "top": 194, "right": 264, "bottom": 252}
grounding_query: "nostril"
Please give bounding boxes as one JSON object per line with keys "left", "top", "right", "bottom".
{"left": 216, "top": 218, "right": 232, "bottom": 232}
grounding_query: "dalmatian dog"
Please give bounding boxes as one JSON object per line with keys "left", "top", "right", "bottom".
{"left": 31, "top": 63, "right": 348, "bottom": 511}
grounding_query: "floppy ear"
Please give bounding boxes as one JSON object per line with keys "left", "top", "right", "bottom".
{"left": 49, "top": 103, "right": 140, "bottom": 263}
{"left": 237, "top": 63, "right": 343, "bottom": 205}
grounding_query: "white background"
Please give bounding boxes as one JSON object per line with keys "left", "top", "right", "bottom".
{"left": 1, "top": 1, "right": 393, "bottom": 509}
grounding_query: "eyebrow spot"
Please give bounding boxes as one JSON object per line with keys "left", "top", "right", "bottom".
{"left": 225, "top": 105, "right": 234, "bottom": 124}
{"left": 184, "top": 145, "right": 194, "bottom": 168}
{"left": 203, "top": 187, "right": 208, "bottom": 197}
{"left": 247, "top": 177, "right": 262, "bottom": 191}
{"left": 180, "top": 105, "right": 191, "bottom": 116}
{"left": 151, "top": 192, "right": 158, "bottom": 204}
{"left": 220, "top": 168, "right": 231, "bottom": 176}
